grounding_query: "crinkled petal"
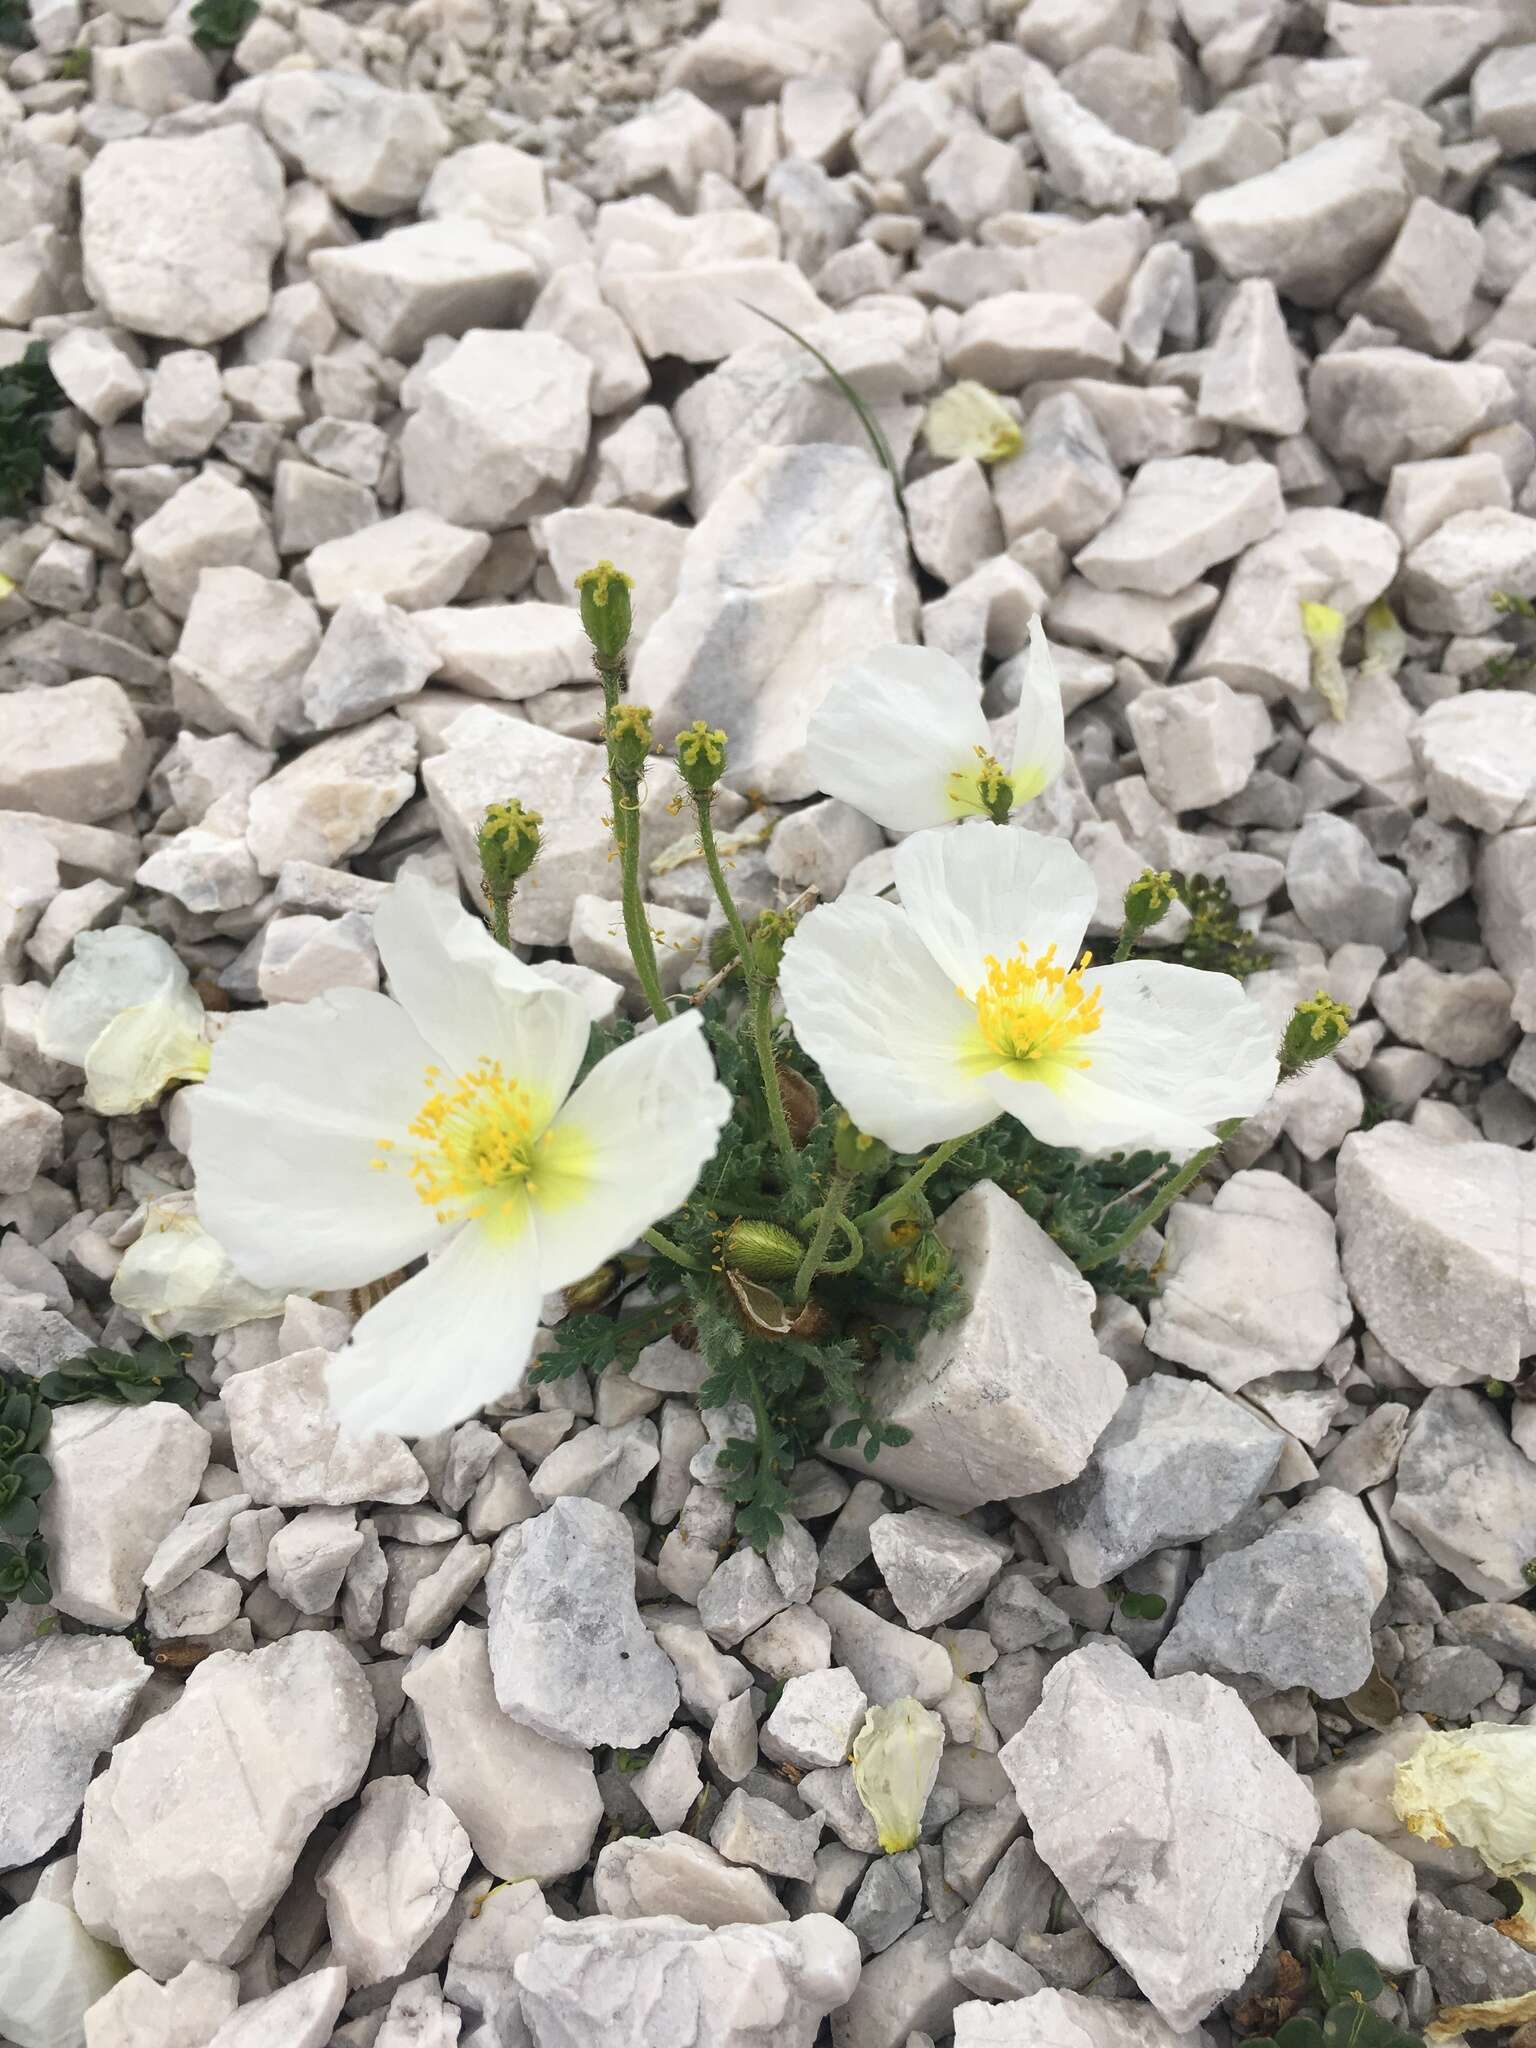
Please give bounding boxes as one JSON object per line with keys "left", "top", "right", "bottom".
{"left": 528, "top": 1010, "right": 733, "bottom": 1291}
{"left": 0, "top": 1900, "right": 130, "bottom": 2048}
{"left": 110, "top": 1195, "right": 290, "bottom": 1337}
{"left": 983, "top": 958, "right": 1279, "bottom": 1159}
{"left": 808, "top": 645, "right": 991, "bottom": 835}
{"left": 84, "top": 989, "right": 209, "bottom": 1115}
{"left": 37, "top": 927, "right": 193, "bottom": 1065}
{"left": 892, "top": 823, "right": 1097, "bottom": 997}
{"left": 1008, "top": 616, "right": 1066, "bottom": 802}
{"left": 324, "top": 1221, "right": 543, "bottom": 1438}
{"left": 779, "top": 897, "right": 998, "bottom": 1154}
{"left": 190, "top": 988, "right": 452, "bottom": 1291}
{"left": 374, "top": 871, "right": 590, "bottom": 1101}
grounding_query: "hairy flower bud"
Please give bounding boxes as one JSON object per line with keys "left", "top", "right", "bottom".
{"left": 575, "top": 560, "right": 634, "bottom": 664}
{"left": 723, "top": 1218, "right": 805, "bottom": 1283}
{"left": 1280, "top": 991, "right": 1351, "bottom": 1078}
{"left": 900, "top": 1231, "right": 951, "bottom": 1294}
{"left": 677, "top": 720, "right": 728, "bottom": 795}
{"left": 605, "top": 702, "right": 653, "bottom": 780}
{"left": 1120, "top": 869, "right": 1177, "bottom": 948}
{"left": 477, "top": 800, "right": 542, "bottom": 892}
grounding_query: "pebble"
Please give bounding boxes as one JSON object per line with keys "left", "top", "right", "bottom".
{"left": 317, "top": 1775, "right": 471, "bottom": 1987}
{"left": 0, "top": 1634, "right": 149, "bottom": 1868}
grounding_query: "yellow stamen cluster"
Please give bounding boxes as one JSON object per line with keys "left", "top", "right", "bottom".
{"left": 375, "top": 1061, "right": 546, "bottom": 1228}
{"left": 947, "top": 746, "right": 1013, "bottom": 824}
{"left": 974, "top": 944, "right": 1103, "bottom": 1069}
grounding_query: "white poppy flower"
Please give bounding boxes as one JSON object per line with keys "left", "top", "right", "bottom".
{"left": 779, "top": 822, "right": 1278, "bottom": 1158}
{"left": 37, "top": 925, "right": 208, "bottom": 1115}
{"left": 189, "top": 873, "right": 732, "bottom": 1437}
{"left": 807, "top": 624, "right": 1064, "bottom": 835}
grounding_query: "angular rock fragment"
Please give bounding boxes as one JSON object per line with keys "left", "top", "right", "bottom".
{"left": 593, "top": 1831, "right": 786, "bottom": 1928}
{"left": 257, "top": 69, "right": 450, "bottom": 217}
{"left": 317, "top": 1775, "right": 471, "bottom": 1988}
{"left": 0, "top": 678, "right": 150, "bottom": 826}
{"left": 1076, "top": 458, "right": 1283, "bottom": 598}
{"left": 311, "top": 220, "right": 538, "bottom": 358}
{"left": 0, "top": 1635, "right": 150, "bottom": 1868}
{"left": 222, "top": 1348, "right": 428, "bottom": 1507}
{"left": 402, "top": 330, "right": 592, "bottom": 530}
{"left": 1392, "top": 1388, "right": 1536, "bottom": 1600}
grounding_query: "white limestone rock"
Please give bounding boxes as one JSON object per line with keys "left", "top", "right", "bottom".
{"left": 312, "top": 220, "right": 539, "bottom": 358}
{"left": 526, "top": 260, "right": 649, "bottom": 416}
{"left": 1125, "top": 678, "right": 1271, "bottom": 813}
{"left": 513, "top": 1913, "right": 861, "bottom": 2048}
{"left": 1399, "top": 507, "right": 1536, "bottom": 633}
{"left": 1477, "top": 827, "right": 1536, "bottom": 1031}
{"left": 760, "top": 1667, "right": 868, "bottom": 1771}
{"left": 1371, "top": 957, "right": 1516, "bottom": 1067}
{"left": 953, "top": 1990, "right": 1213, "bottom": 2048}
{"left": 74, "top": 1633, "right": 376, "bottom": 1977}
{"left": 1146, "top": 1172, "right": 1352, "bottom": 1392}
{"left": 135, "top": 470, "right": 279, "bottom": 621}
{"left": 1001, "top": 1642, "right": 1319, "bottom": 2031}
{"left": 246, "top": 714, "right": 416, "bottom": 875}
{"left": 593, "top": 1832, "right": 787, "bottom": 1927}
{"left": 1020, "top": 59, "right": 1178, "bottom": 211}
{"left": 142, "top": 349, "right": 231, "bottom": 459}
{"left": 1309, "top": 353, "right": 1514, "bottom": 484}
{"left": 1356, "top": 195, "right": 1485, "bottom": 356}
{"left": 81, "top": 127, "right": 285, "bottom": 344}
{"left": 258, "top": 70, "right": 450, "bottom": 217}
{"left": 307, "top": 511, "right": 489, "bottom": 613}
{"left": 49, "top": 326, "right": 145, "bottom": 427}
{"left": 1312, "top": 1829, "right": 1416, "bottom": 1976}
{"left": 486, "top": 1495, "right": 678, "bottom": 1748}
{"left": 402, "top": 330, "right": 592, "bottom": 531}
{"left": 0, "top": 676, "right": 150, "bottom": 825}
{"left": 220, "top": 1347, "right": 429, "bottom": 1507}
{"left": 825, "top": 1182, "right": 1125, "bottom": 1514}
{"left": 1392, "top": 1387, "right": 1536, "bottom": 1600}
{"left": 1197, "top": 279, "right": 1306, "bottom": 436}
{"left": 202, "top": 1967, "right": 347, "bottom": 2048}
{"left": 317, "top": 1775, "right": 470, "bottom": 1988}
{"left": 810, "top": 1589, "right": 954, "bottom": 1709}
{"left": 143, "top": 1494, "right": 249, "bottom": 1599}
{"left": 868, "top": 1509, "right": 1008, "bottom": 1631}
{"left": 1336, "top": 1124, "right": 1536, "bottom": 1387}
{"left": 1286, "top": 813, "right": 1412, "bottom": 955}
{"left": 81, "top": 1959, "right": 240, "bottom": 2048}
{"left": 1414, "top": 690, "right": 1536, "bottom": 832}
{"left": 415, "top": 602, "right": 589, "bottom": 700}
{"left": 1039, "top": 1374, "right": 1284, "bottom": 1588}
{"left": 38, "top": 1399, "right": 210, "bottom": 1629}
{"left": 171, "top": 567, "right": 320, "bottom": 748}
{"left": 946, "top": 292, "right": 1122, "bottom": 389}
{"left": 302, "top": 596, "right": 440, "bottom": 731}
{"left": 0, "top": 1077, "right": 63, "bottom": 1194}
{"left": 604, "top": 259, "right": 827, "bottom": 365}
{"left": 538, "top": 504, "right": 689, "bottom": 642}
{"left": 404, "top": 1621, "right": 602, "bottom": 1882}
{"left": 0, "top": 1634, "right": 151, "bottom": 1868}
{"left": 1076, "top": 458, "right": 1284, "bottom": 598}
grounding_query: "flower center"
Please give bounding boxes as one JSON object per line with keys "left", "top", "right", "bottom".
{"left": 946, "top": 746, "right": 1014, "bottom": 824}
{"left": 375, "top": 1060, "right": 547, "bottom": 1227}
{"left": 974, "top": 945, "right": 1103, "bottom": 1069}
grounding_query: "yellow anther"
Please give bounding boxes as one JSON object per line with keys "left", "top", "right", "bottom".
{"left": 974, "top": 944, "right": 1103, "bottom": 1070}
{"left": 375, "top": 1059, "right": 545, "bottom": 1228}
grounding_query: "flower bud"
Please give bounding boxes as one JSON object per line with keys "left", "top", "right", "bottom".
{"left": 833, "top": 1114, "right": 892, "bottom": 1180}
{"left": 563, "top": 1262, "right": 620, "bottom": 1312}
{"left": 677, "top": 720, "right": 728, "bottom": 796}
{"left": 1120, "top": 869, "right": 1177, "bottom": 948}
{"left": 748, "top": 908, "right": 793, "bottom": 979}
{"left": 477, "top": 800, "right": 542, "bottom": 894}
{"left": 900, "top": 1231, "right": 951, "bottom": 1294}
{"left": 575, "top": 560, "right": 634, "bottom": 664}
{"left": 723, "top": 1219, "right": 804, "bottom": 1283}
{"left": 1280, "top": 991, "right": 1351, "bottom": 1078}
{"left": 851, "top": 1698, "right": 946, "bottom": 1853}
{"left": 777, "top": 1065, "right": 820, "bottom": 1149}
{"left": 605, "top": 702, "right": 654, "bottom": 780}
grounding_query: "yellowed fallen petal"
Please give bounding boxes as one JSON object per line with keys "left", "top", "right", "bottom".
{"left": 1428, "top": 1990, "right": 1536, "bottom": 2040}
{"left": 1392, "top": 1721, "right": 1536, "bottom": 1879}
{"left": 923, "top": 381, "right": 1023, "bottom": 464}
{"left": 1301, "top": 600, "right": 1349, "bottom": 721}
{"left": 0, "top": 572, "right": 14, "bottom": 602}
{"left": 1360, "top": 597, "right": 1407, "bottom": 680}
{"left": 110, "top": 1194, "right": 288, "bottom": 1337}
{"left": 851, "top": 1697, "right": 945, "bottom": 1854}
{"left": 84, "top": 992, "right": 210, "bottom": 1115}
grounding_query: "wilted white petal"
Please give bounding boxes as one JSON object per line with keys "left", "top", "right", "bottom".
{"left": 1007, "top": 615, "right": 1066, "bottom": 803}
{"left": 892, "top": 823, "right": 1097, "bottom": 996}
{"left": 0, "top": 1899, "right": 130, "bottom": 2048}
{"left": 83, "top": 989, "right": 209, "bottom": 1116}
{"left": 325, "top": 1221, "right": 543, "bottom": 1438}
{"left": 922, "top": 381, "right": 1022, "bottom": 464}
{"left": 529, "top": 1011, "right": 733, "bottom": 1292}
{"left": 808, "top": 645, "right": 992, "bottom": 835}
{"left": 779, "top": 896, "right": 996, "bottom": 1154}
{"left": 110, "top": 1194, "right": 290, "bottom": 1336}
{"left": 1393, "top": 1722, "right": 1536, "bottom": 1879}
{"left": 37, "top": 927, "right": 192, "bottom": 1066}
{"left": 1302, "top": 599, "right": 1349, "bottom": 721}
{"left": 851, "top": 1698, "right": 946, "bottom": 1853}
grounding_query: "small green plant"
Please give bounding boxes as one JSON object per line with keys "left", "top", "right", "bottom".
{"left": 740, "top": 304, "right": 907, "bottom": 517}
{"left": 1115, "top": 1588, "right": 1168, "bottom": 1621}
{"left": 0, "top": 0, "right": 34, "bottom": 46}
{"left": 0, "top": 340, "right": 64, "bottom": 520}
{"left": 189, "top": 0, "right": 258, "bottom": 48}
{"left": 38, "top": 1338, "right": 200, "bottom": 1410}
{"left": 1242, "top": 1949, "right": 1421, "bottom": 2048}
{"left": 0, "top": 1383, "right": 52, "bottom": 1605}
{"left": 1170, "top": 872, "right": 1271, "bottom": 980}
{"left": 56, "top": 41, "right": 90, "bottom": 76}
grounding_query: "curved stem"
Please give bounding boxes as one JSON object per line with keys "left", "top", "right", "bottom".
{"left": 793, "top": 1173, "right": 852, "bottom": 1303}
{"left": 695, "top": 795, "right": 756, "bottom": 989}
{"left": 856, "top": 1129, "right": 980, "bottom": 1230}
{"left": 1077, "top": 1115, "right": 1243, "bottom": 1273}
{"left": 642, "top": 1226, "right": 703, "bottom": 1270}
{"left": 751, "top": 979, "right": 797, "bottom": 1164}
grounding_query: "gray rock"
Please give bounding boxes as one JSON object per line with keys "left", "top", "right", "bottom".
{"left": 403, "top": 1622, "right": 602, "bottom": 1882}
{"left": 317, "top": 1775, "right": 470, "bottom": 1988}
{"left": 1313, "top": 1829, "right": 1415, "bottom": 1975}
{"left": 711, "top": 1786, "right": 823, "bottom": 1881}
{"left": 1002, "top": 1642, "right": 1319, "bottom": 2031}
{"left": 1391, "top": 1387, "right": 1536, "bottom": 1600}
{"left": 1336, "top": 1125, "right": 1536, "bottom": 1386}
{"left": 1076, "top": 458, "right": 1284, "bottom": 598}
{"left": 1397, "top": 1644, "right": 1503, "bottom": 1719}
{"left": 486, "top": 1496, "right": 679, "bottom": 1748}
{"left": 222, "top": 1348, "right": 428, "bottom": 1507}
{"left": 75, "top": 1633, "right": 375, "bottom": 1976}
{"left": 1040, "top": 1374, "right": 1284, "bottom": 1587}
{"left": 1478, "top": 827, "right": 1536, "bottom": 1030}
{"left": 830, "top": 1915, "right": 967, "bottom": 2048}
{"left": 1286, "top": 813, "right": 1412, "bottom": 954}
{"left": 593, "top": 1831, "right": 786, "bottom": 1927}
{"left": 1414, "top": 1892, "right": 1536, "bottom": 2005}
{"left": 0, "top": 1634, "right": 150, "bottom": 1868}
{"left": 1439, "top": 1600, "right": 1536, "bottom": 1676}
{"left": 811, "top": 1589, "right": 953, "bottom": 1707}
{"left": 1371, "top": 958, "right": 1516, "bottom": 1067}
{"left": 1309, "top": 352, "right": 1514, "bottom": 483}
{"left": 869, "top": 1508, "right": 1009, "bottom": 1631}
{"left": 514, "top": 1914, "right": 861, "bottom": 2048}
{"left": 824, "top": 1182, "right": 1126, "bottom": 1514}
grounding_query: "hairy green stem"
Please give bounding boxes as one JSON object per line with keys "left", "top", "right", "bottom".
{"left": 695, "top": 796, "right": 757, "bottom": 989}
{"left": 793, "top": 1174, "right": 852, "bottom": 1303}
{"left": 1112, "top": 930, "right": 1135, "bottom": 964}
{"left": 856, "top": 1129, "right": 979, "bottom": 1230}
{"left": 488, "top": 890, "right": 512, "bottom": 950}
{"left": 642, "top": 1227, "right": 703, "bottom": 1270}
{"left": 614, "top": 782, "right": 670, "bottom": 1024}
{"left": 750, "top": 979, "right": 797, "bottom": 1164}
{"left": 1078, "top": 1115, "right": 1243, "bottom": 1272}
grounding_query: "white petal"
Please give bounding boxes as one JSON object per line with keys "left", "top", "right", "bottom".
{"left": 0, "top": 1900, "right": 130, "bottom": 2048}
{"left": 1008, "top": 617, "right": 1066, "bottom": 802}
{"left": 527, "top": 1010, "right": 733, "bottom": 1291}
{"left": 808, "top": 645, "right": 990, "bottom": 834}
{"left": 779, "top": 896, "right": 999, "bottom": 1154}
{"left": 892, "top": 823, "right": 1097, "bottom": 997}
{"left": 985, "top": 959, "right": 1279, "bottom": 1160}
{"left": 374, "top": 870, "right": 590, "bottom": 1104}
{"left": 190, "top": 988, "right": 451, "bottom": 1291}
{"left": 83, "top": 989, "right": 208, "bottom": 1115}
{"left": 110, "top": 1194, "right": 289, "bottom": 1336}
{"left": 325, "top": 1222, "right": 543, "bottom": 1437}
{"left": 37, "top": 927, "right": 191, "bottom": 1065}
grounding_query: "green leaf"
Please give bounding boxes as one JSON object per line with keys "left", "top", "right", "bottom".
{"left": 1274, "top": 2019, "right": 1327, "bottom": 2048}
{"left": 1327, "top": 1952, "right": 1385, "bottom": 2003}
{"left": 1118, "top": 1591, "right": 1167, "bottom": 1620}
{"left": 188, "top": 0, "right": 258, "bottom": 46}
{"left": 0, "top": 1496, "right": 39, "bottom": 1539}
